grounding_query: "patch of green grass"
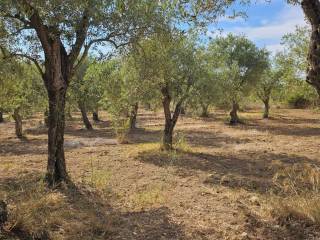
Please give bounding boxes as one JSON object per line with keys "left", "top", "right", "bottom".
{"left": 130, "top": 184, "right": 166, "bottom": 209}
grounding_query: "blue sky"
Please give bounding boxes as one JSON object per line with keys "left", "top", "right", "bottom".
{"left": 209, "top": 0, "right": 307, "bottom": 54}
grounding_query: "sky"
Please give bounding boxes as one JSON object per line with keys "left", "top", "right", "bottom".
{"left": 209, "top": 0, "right": 307, "bottom": 54}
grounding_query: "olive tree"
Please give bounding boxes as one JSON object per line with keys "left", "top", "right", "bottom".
{"left": 208, "top": 34, "right": 269, "bottom": 124}
{"left": 134, "top": 29, "right": 198, "bottom": 150}
{"left": 0, "top": 61, "right": 44, "bottom": 138}
{"left": 256, "top": 68, "right": 281, "bottom": 118}
{"left": 275, "top": 27, "right": 317, "bottom": 107}
{"left": 0, "top": 1, "right": 163, "bottom": 185}
{"left": 188, "top": 47, "right": 223, "bottom": 117}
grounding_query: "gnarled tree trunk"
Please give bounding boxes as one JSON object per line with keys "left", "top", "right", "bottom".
{"left": 44, "top": 108, "right": 49, "bottom": 127}
{"left": 200, "top": 104, "right": 209, "bottom": 117}
{"left": 129, "top": 103, "right": 139, "bottom": 130}
{"left": 12, "top": 108, "right": 22, "bottom": 138}
{"left": 46, "top": 79, "right": 68, "bottom": 186}
{"left": 263, "top": 98, "right": 270, "bottom": 119}
{"left": 0, "top": 112, "right": 3, "bottom": 123}
{"left": 79, "top": 102, "right": 93, "bottom": 130}
{"left": 161, "top": 86, "right": 183, "bottom": 150}
{"left": 66, "top": 104, "right": 73, "bottom": 120}
{"left": 43, "top": 41, "right": 70, "bottom": 186}
{"left": 230, "top": 101, "right": 240, "bottom": 125}
{"left": 92, "top": 108, "right": 100, "bottom": 122}
{"left": 180, "top": 106, "right": 186, "bottom": 115}
{"left": 301, "top": 0, "right": 320, "bottom": 96}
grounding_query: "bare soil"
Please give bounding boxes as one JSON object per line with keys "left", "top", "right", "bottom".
{"left": 0, "top": 108, "right": 320, "bottom": 240}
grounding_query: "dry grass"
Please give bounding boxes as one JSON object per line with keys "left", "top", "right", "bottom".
{"left": 271, "top": 163, "right": 320, "bottom": 224}
{"left": 130, "top": 184, "right": 167, "bottom": 209}
{"left": 1, "top": 109, "right": 320, "bottom": 239}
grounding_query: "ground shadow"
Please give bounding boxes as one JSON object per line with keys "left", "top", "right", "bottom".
{"left": 179, "top": 128, "right": 251, "bottom": 148}
{"left": 241, "top": 118, "right": 320, "bottom": 137}
{"left": 136, "top": 149, "right": 319, "bottom": 194}
{"left": 0, "top": 138, "right": 47, "bottom": 156}
{"left": 128, "top": 128, "right": 162, "bottom": 144}
{"left": 0, "top": 172, "right": 188, "bottom": 240}
{"left": 241, "top": 204, "right": 320, "bottom": 240}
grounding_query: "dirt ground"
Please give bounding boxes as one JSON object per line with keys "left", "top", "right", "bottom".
{"left": 0, "top": 108, "right": 320, "bottom": 240}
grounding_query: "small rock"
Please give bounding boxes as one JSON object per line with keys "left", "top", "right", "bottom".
{"left": 240, "top": 232, "right": 248, "bottom": 239}
{"left": 249, "top": 196, "right": 260, "bottom": 206}
{"left": 64, "top": 140, "right": 83, "bottom": 149}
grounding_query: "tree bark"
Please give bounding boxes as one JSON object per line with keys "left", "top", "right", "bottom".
{"left": 263, "top": 98, "right": 270, "bottom": 119}
{"left": 44, "top": 109, "right": 49, "bottom": 127}
{"left": 66, "top": 104, "right": 73, "bottom": 120}
{"left": 161, "top": 86, "right": 182, "bottom": 150}
{"left": 43, "top": 42, "right": 70, "bottom": 186}
{"left": 163, "top": 100, "right": 175, "bottom": 150}
{"left": 200, "top": 104, "right": 209, "bottom": 117}
{"left": 46, "top": 82, "right": 69, "bottom": 186}
{"left": 230, "top": 101, "right": 240, "bottom": 125}
{"left": 0, "top": 112, "right": 3, "bottom": 123}
{"left": 92, "top": 109, "right": 100, "bottom": 122}
{"left": 129, "top": 103, "right": 139, "bottom": 130}
{"left": 301, "top": 0, "right": 320, "bottom": 96}
{"left": 79, "top": 102, "right": 93, "bottom": 130}
{"left": 12, "top": 109, "right": 22, "bottom": 138}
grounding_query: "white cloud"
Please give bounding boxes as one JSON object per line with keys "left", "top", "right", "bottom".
{"left": 265, "top": 43, "right": 283, "bottom": 54}
{"left": 230, "top": 6, "right": 307, "bottom": 41}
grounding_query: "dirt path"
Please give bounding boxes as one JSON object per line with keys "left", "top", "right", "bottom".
{"left": 0, "top": 109, "right": 320, "bottom": 239}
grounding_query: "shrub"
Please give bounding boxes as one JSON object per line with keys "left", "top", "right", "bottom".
{"left": 287, "top": 94, "right": 311, "bottom": 109}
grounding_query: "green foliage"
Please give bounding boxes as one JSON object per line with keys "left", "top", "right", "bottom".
{"left": 134, "top": 29, "right": 199, "bottom": 109}
{"left": 256, "top": 67, "right": 282, "bottom": 102}
{"left": 208, "top": 34, "right": 269, "bottom": 107}
{"left": 187, "top": 46, "right": 223, "bottom": 115}
{"left": 0, "top": 58, "right": 45, "bottom": 117}
{"left": 275, "top": 26, "right": 318, "bottom": 107}
{"left": 69, "top": 58, "right": 110, "bottom": 113}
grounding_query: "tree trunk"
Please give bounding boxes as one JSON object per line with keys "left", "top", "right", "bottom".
{"left": 44, "top": 109, "right": 49, "bottom": 127}
{"left": 161, "top": 86, "right": 182, "bottom": 150}
{"left": 200, "top": 104, "right": 209, "bottom": 117}
{"left": 0, "top": 112, "right": 3, "bottom": 123}
{"left": 163, "top": 119, "right": 174, "bottom": 150}
{"left": 66, "top": 104, "right": 73, "bottom": 120}
{"left": 230, "top": 101, "right": 240, "bottom": 125}
{"left": 43, "top": 40, "right": 70, "bottom": 186}
{"left": 79, "top": 102, "right": 93, "bottom": 130}
{"left": 301, "top": 0, "right": 320, "bottom": 96}
{"left": 12, "top": 109, "right": 22, "bottom": 138}
{"left": 92, "top": 109, "right": 100, "bottom": 122}
{"left": 46, "top": 84, "right": 68, "bottom": 186}
{"left": 129, "top": 103, "right": 139, "bottom": 130}
{"left": 263, "top": 99, "right": 270, "bottom": 119}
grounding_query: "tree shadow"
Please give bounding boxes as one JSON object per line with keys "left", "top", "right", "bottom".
{"left": 135, "top": 149, "right": 319, "bottom": 194}
{"left": 242, "top": 118, "right": 320, "bottom": 137}
{"left": 128, "top": 128, "right": 162, "bottom": 144}
{"left": 179, "top": 129, "right": 252, "bottom": 148}
{"left": 0, "top": 138, "right": 47, "bottom": 156}
{"left": 240, "top": 204, "right": 320, "bottom": 240}
{"left": 0, "top": 172, "right": 188, "bottom": 240}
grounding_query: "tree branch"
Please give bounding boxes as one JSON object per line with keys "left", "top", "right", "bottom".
{"left": 0, "top": 47, "right": 44, "bottom": 76}
{"left": 3, "top": 13, "right": 31, "bottom": 25}
{"left": 68, "top": 8, "right": 90, "bottom": 66}
{"left": 72, "top": 33, "right": 132, "bottom": 74}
